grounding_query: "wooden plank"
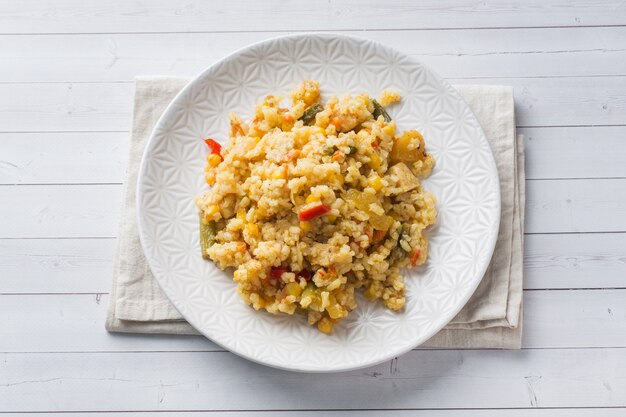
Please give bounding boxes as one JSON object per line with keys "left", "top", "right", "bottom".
{"left": 1, "top": 77, "right": 625, "bottom": 133}
{"left": 526, "top": 178, "right": 626, "bottom": 233}
{"left": 0, "top": 184, "right": 122, "bottom": 238}
{"left": 2, "top": 27, "right": 626, "bottom": 83}
{"left": 0, "top": 132, "right": 128, "bottom": 185}
{"left": 0, "top": 238, "right": 116, "bottom": 294}
{"left": 10, "top": 410, "right": 626, "bottom": 416}
{"left": 446, "top": 76, "right": 626, "bottom": 128}
{"left": 0, "top": 0, "right": 624, "bottom": 34}
{"left": 0, "top": 82, "right": 133, "bottom": 132}
{"left": 2, "top": 348, "right": 626, "bottom": 411}
{"left": 1, "top": 290, "right": 624, "bottom": 353}
{"left": 524, "top": 233, "right": 626, "bottom": 289}
{"left": 520, "top": 126, "right": 626, "bottom": 180}
{"left": 3, "top": 127, "right": 625, "bottom": 186}
{"left": 1, "top": 179, "right": 625, "bottom": 238}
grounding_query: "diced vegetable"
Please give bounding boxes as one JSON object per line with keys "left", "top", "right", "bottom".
{"left": 326, "top": 303, "right": 345, "bottom": 319}
{"left": 369, "top": 175, "right": 384, "bottom": 191}
{"left": 323, "top": 145, "right": 337, "bottom": 155}
{"left": 317, "top": 317, "right": 334, "bottom": 334}
{"left": 199, "top": 213, "right": 217, "bottom": 259}
{"left": 372, "top": 229, "right": 387, "bottom": 243}
{"left": 372, "top": 99, "right": 392, "bottom": 122}
{"left": 298, "top": 103, "right": 323, "bottom": 125}
{"left": 332, "top": 150, "right": 345, "bottom": 162}
{"left": 299, "top": 220, "right": 313, "bottom": 232}
{"left": 390, "top": 130, "right": 426, "bottom": 162}
{"left": 204, "top": 138, "right": 223, "bottom": 160}
{"left": 345, "top": 189, "right": 394, "bottom": 231}
{"left": 410, "top": 249, "right": 421, "bottom": 266}
{"left": 301, "top": 282, "right": 317, "bottom": 300}
{"left": 364, "top": 284, "right": 379, "bottom": 301}
{"left": 297, "top": 269, "right": 312, "bottom": 281}
{"left": 368, "top": 151, "right": 382, "bottom": 170}
{"left": 347, "top": 145, "right": 357, "bottom": 155}
{"left": 284, "top": 282, "right": 302, "bottom": 297}
{"left": 298, "top": 203, "right": 331, "bottom": 221}
{"left": 386, "top": 162, "right": 420, "bottom": 195}
{"left": 270, "top": 267, "right": 289, "bottom": 279}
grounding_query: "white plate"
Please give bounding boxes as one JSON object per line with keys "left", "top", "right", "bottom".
{"left": 137, "top": 33, "right": 500, "bottom": 372}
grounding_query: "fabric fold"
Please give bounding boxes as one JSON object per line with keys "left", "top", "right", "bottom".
{"left": 106, "top": 77, "right": 524, "bottom": 349}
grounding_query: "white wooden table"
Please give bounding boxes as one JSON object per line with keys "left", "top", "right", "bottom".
{"left": 2, "top": 1, "right": 626, "bottom": 414}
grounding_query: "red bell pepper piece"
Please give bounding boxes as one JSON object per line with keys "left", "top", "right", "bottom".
{"left": 204, "top": 138, "right": 223, "bottom": 160}
{"left": 270, "top": 267, "right": 289, "bottom": 279}
{"left": 298, "top": 203, "right": 331, "bottom": 221}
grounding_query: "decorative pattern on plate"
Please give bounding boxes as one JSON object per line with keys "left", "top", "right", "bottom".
{"left": 137, "top": 34, "right": 500, "bottom": 372}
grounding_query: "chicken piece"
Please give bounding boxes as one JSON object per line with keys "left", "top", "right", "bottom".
{"left": 385, "top": 163, "right": 420, "bottom": 195}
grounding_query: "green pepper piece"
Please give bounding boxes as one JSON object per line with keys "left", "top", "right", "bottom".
{"left": 372, "top": 99, "right": 392, "bottom": 122}
{"left": 299, "top": 103, "right": 323, "bottom": 125}
{"left": 347, "top": 145, "right": 357, "bottom": 155}
{"left": 199, "top": 213, "right": 217, "bottom": 259}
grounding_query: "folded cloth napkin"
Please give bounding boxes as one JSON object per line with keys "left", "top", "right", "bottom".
{"left": 106, "top": 76, "right": 524, "bottom": 349}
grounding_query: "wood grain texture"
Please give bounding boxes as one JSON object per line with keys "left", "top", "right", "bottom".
{"left": 521, "top": 126, "right": 626, "bottom": 179}
{"left": 10, "top": 411, "right": 626, "bottom": 417}
{"left": 0, "top": 184, "right": 122, "bottom": 238}
{"left": 2, "top": 348, "right": 626, "bottom": 411}
{"left": 0, "top": 132, "right": 128, "bottom": 185}
{"left": 0, "top": 0, "right": 624, "bottom": 34}
{"left": 2, "top": 27, "right": 626, "bottom": 83}
{"left": 1, "top": 290, "right": 625, "bottom": 353}
{"left": 0, "top": 238, "right": 116, "bottom": 293}
{"left": 526, "top": 178, "right": 626, "bottom": 233}
{"left": 524, "top": 233, "right": 626, "bottom": 289}
{"left": 2, "top": 0, "right": 625, "bottom": 412}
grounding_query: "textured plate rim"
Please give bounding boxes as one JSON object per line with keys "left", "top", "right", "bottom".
{"left": 136, "top": 32, "right": 501, "bottom": 373}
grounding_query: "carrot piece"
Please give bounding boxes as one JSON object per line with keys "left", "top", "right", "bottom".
{"left": 410, "top": 249, "right": 421, "bottom": 266}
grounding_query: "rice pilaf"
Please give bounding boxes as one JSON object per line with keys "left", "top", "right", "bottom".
{"left": 195, "top": 81, "right": 437, "bottom": 334}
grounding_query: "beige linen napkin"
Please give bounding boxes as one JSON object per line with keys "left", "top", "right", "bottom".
{"left": 106, "top": 76, "right": 524, "bottom": 349}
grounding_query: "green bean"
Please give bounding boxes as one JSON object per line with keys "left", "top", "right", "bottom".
{"left": 299, "top": 103, "right": 323, "bottom": 125}
{"left": 372, "top": 99, "right": 392, "bottom": 122}
{"left": 199, "top": 213, "right": 217, "bottom": 259}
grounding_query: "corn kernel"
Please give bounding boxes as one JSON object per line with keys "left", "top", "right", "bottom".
{"left": 245, "top": 223, "right": 259, "bottom": 237}
{"left": 205, "top": 205, "right": 219, "bottom": 217}
{"left": 383, "top": 124, "right": 396, "bottom": 137}
{"left": 299, "top": 221, "right": 313, "bottom": 232}
{"left": 369, "top": 175, "right": 384, "bottom": 191}
{"left": 236, "top": 208, "right": 246, "bottom": 221}
{"left": 369, "top": 152, "right": 381, "bottom": 170}
{"left": 205, "top": 171, "right": 216, "bottom": 186}
{"left": 364, "top": 285, "right": 380, "bottom": 301}
{"left": 206, "top": 154, "right": 221, "bottom": 167}
{"left": 317, "top": 317, "right": 333, "bottom": 334}
{"left": 285, "top": 282, "right": 302, "bottom": 297}
{"left": 326, "top": 304, "right": 345, "bottom": 320}
{"left": 305, "top": 194, "right": 320, "bottom": 204}
{"left": 271, "top": 168, "right": 287, "bottom": 179}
